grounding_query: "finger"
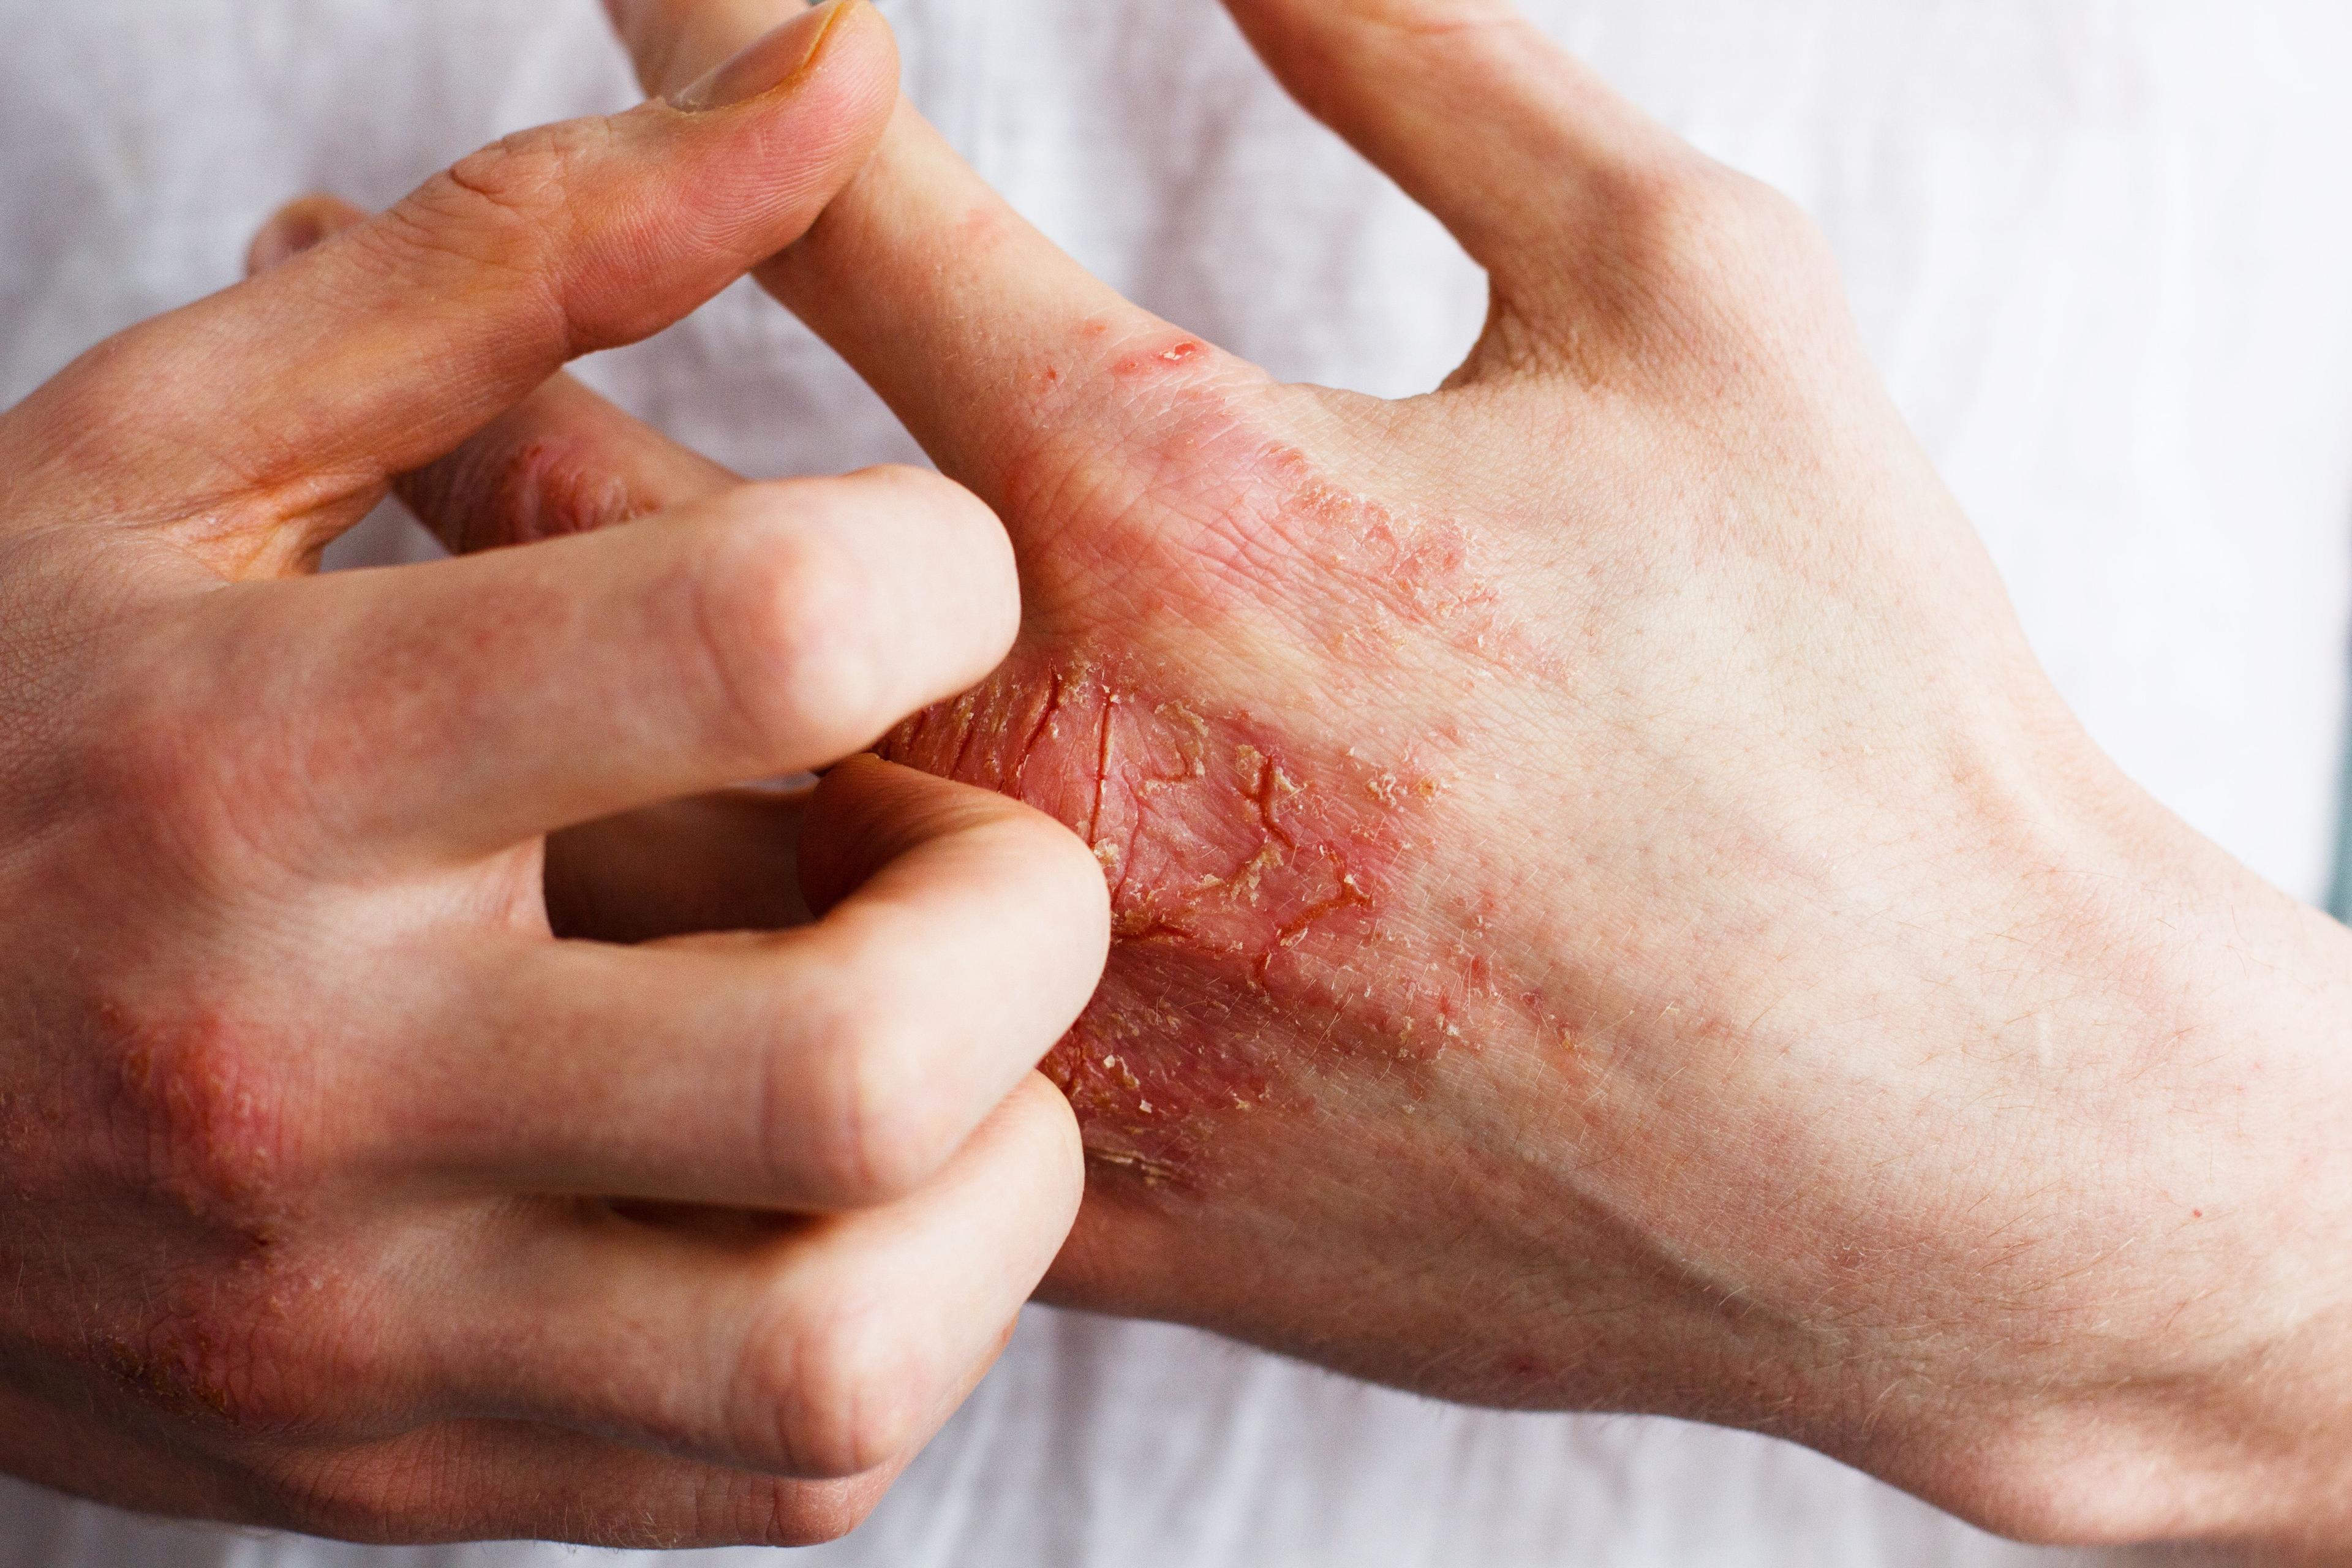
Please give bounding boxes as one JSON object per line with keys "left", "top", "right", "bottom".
{"left": 138, "top": 470, "right": 1016, "bottom": 869}
{"left": 300, "top": 193, "right": 816, "bottom": 940}
{"left": 280, "top": 1419, "right": 901, "bottom": 1547}
{"left": 1213, "top": 0, "right": 1693, "bottom": 331}
{"left": 605, "top": 0, "right": 1208, "bottom": 518}
{"left": 545, "top": 786, "right": 815, "bottom": 944}
{"left": 408, "top": 761, "right": 1109, "bottom": 1209}
{"left": 431, "top": 1074, "right": 1080, "bottom": 1480}
{"left": 15, "top": 1, "right": 895, "bottom": 568}
{"left": 398, "top": 369, "right": 740, "bottom": 555}
{"left": 607, "top": 0, "right": 823, "bottom": 104}
{"left": 249, "top": 196, "right": 743, "bottom": 555}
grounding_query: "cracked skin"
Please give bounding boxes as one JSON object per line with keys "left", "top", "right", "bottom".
{"left": 879, "top": 341, "right": 1558, "bottom": 1188}
{"left": 884, "top": 662, "right": 1438, "bottom": 1185}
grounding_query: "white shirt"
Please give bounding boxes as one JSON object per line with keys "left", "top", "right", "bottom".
{"left": 3, "top": 1, "right": 2345, "bottom": 1562}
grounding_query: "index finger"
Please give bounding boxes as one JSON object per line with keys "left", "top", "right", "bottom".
{"left": 119, "top": 467, "right": 1019, "bottom": 876}
{"left": 606, "top": 0, "right": 1185, "bottom": 527}
{"left": 8, "top": 1, "right": 895, "bottom": 572}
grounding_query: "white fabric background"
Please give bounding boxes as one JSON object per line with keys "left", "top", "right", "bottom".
{"left": 2, "top": 0, "right": 2345, "bottom": 1562}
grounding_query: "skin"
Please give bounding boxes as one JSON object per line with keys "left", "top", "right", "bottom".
{"left": 0, "top": 3, "right": 1112, "bottom": 1548}
{"left": 484, "top": 0, "right": 2352, "bottom": 1553}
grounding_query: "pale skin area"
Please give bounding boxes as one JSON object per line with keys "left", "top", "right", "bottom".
{"left": 0, "top": 5, "right": 1114, "bottom": 1548}
{"left": 424, "top": 0, "right": 2352, "bottom": 1555}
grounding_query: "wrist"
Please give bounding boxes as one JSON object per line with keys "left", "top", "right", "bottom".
{"left": 1822, "top": 761, "right": 2352, "bottom": 1547}
{"left": 1536, "top": 715, "right": 2352, "bottom": 1547}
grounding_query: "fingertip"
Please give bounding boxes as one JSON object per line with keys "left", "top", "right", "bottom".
{"left": 941, "top": 1071, "right": 1089, "bottom": 1280}
{"left": 801, "top": 763, "right": 1113, "bottom": 1038}
{"left": 797, "top": 756, "right": 960, "bottom": 911}
{"left": 676, "top": 0, "right": 899, "bottom": 194}
{"left": 752, "top": 464, "right": 1022, "bottom": 690}
{"left": 820, "top": 0, "right": 901, "bottom": 119}
{"left": 244, "top": 194, "right": 366, "bottom": 278}
{"left": 627, "top": 0, "right": 899, "bottom": 115}
{"left": 1008, "top": 1069, "right": 1089, "bottom": 1218}
{"left": 810, "top": 757, "right": 1110, "bottom": 937}
{"left": 760, "top": 3, "right": 902, "bottom": 217}
{"left": 842, "top": 462, "right": 1022, "bottom": 652}
{"left": 669, "top": 0, "right": 886, "bottom": 115}
{"left": 470, "top": 12, "right": 900, "bottom": 379}
{"left": 795, "top": 758, "right": 1044, "bottom": 923}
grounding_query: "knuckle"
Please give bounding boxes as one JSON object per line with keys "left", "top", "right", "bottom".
{"left": 1605, "top": 156, "right": 1733, "bottom": 262}
{"left": 1939, "top": 1430, "right": 2171, "bottom": 1548}
{"left": 1607, "top": 156, "right": 1838, "bottom": 325}
{"left": 687, "top": 504, "right": 888, "bottom": 763}
{"left": 77, "top": 629, "right": 320, "bottom": 891}
{"left": 101, "top": 998, "right": 309, "bottom": 1222}
{"left": 375, "top": 119, "right": 619, "bottom": 328}
{"left": 377, "top": 178, "right": 545, "bottom": 288}
{"left": 1716, "top": 175, "right": 1840, "bottom": 288}
{"left": 430, "top": 118, "right": 611, "bottom": 241}
{"left": 744, "top": 1296, "right": 930, "bottom": 1480}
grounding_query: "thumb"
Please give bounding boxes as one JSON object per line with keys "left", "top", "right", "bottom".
{"left": 1220, "top": 0, "right": 1689, "bottom": 337}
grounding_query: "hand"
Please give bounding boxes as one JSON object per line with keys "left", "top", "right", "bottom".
{"left": 591, "top": 0, "right": 2352, "bottom": 1551}
{"left": 0, "top": 3, "right": 1107, "bottom": 1548}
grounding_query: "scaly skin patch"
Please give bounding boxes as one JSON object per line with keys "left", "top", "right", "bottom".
{"left": 886, "top": 652, "right": 1493, "bottom": 1184}
{"left": 892, "top": 345, "right": 1575, "bottom": 1186}
{"left": 1000, "top": 341, "right": 1548, "bottom": 677}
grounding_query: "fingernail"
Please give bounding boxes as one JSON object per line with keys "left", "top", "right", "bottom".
{"left": 668, "top": 0, "right": 860, "bottom": 113}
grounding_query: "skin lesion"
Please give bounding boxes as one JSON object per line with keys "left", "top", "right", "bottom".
{"left": 888, "top": 661, "right": 1393, "bottom": 976}
{"left": 1001, "top": 342, "right": 1543, "bottom": 678}
{"left": 883, "top": 653, "right": 1481, "bottom": 1185}
{"left": 899, "top": 383, "right": 1572, "bottom": 1183}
